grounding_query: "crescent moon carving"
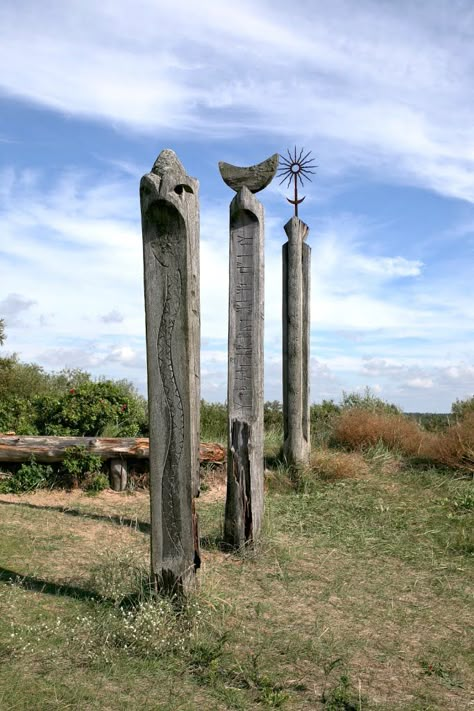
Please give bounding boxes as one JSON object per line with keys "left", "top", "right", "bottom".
{"left": 218, "top": 153, "right": 279, "bottom": 194}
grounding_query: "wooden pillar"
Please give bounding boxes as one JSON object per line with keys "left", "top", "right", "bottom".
{"left": 224, "top": 186, "right": 265, "bottom": 548}
{"left": 282, "top": 217, "right": 311, "bottom": 467}
{"left": 140, "top": 149, "right": 200, "bottom": 596}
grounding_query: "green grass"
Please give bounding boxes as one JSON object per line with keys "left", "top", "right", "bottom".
{"left": 0, "top": 456, "right": 472, "bottom": 710}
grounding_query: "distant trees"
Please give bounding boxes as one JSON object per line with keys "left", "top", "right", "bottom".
{"left": 0, "top": 319, "right": 5, "bottom": 346}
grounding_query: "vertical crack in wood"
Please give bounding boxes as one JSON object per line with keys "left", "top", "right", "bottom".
{"left": 225, "top": 186, "right": 264, "bottom": 548}
{"left": 230, "top": 419, "right": 252, "bottom": 544}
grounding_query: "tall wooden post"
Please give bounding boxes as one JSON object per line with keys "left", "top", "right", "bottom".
{"left": 140, "top": 149, "right": 200, "bottom": 596}
{"left": 282, "top": 217, "right": 311, "bottom": 467}
{"left": 225, "top": 186, "right": 265, "bottom": 548}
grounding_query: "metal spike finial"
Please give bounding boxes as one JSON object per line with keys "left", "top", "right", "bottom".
{"left": 276, "top": 147, "right": 317, "bottom": 218}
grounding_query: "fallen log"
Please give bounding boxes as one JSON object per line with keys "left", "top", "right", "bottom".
{"left": 0, "top": 436, "right": 226, "bottom": 465}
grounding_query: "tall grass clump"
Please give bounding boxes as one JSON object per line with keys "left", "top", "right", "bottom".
{"left": 305, "top": 448, "right": 369, "bottom": 484}
{"left": 420, "top": 412, "right": 474, "bottom": 475}
{"left": 332, "top": 408, "right": 424, "bottom": 455}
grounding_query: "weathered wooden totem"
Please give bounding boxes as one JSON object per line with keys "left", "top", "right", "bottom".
{"left": 219, "top": 154, "right": 279, "bottom": 548}
{"left": 140, "top": 149, "right": 200, "bottom": 595}
{"left": 278, "top": 148, "right": 316, "bottom": 468}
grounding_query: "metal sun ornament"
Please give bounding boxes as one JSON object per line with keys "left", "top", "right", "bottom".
{"left": 277, "top": 147, "right": 317, "bottom": 218}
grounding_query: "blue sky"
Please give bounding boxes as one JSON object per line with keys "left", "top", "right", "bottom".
{"left": 0, "top": 0, "right": 473, "bottom": 412}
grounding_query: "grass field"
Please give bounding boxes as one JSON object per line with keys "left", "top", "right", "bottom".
{"left": 0, "top": 457, "right": 472, "bottom": 710}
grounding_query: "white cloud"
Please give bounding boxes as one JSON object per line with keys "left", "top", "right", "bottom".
{"left": 406, "top": 377, "right": 434, "bottom": 389}
{"left": 0, "top": 293, "right": 36, "bottom": 327}
{"left": 100, "top": 310, "right": 124, "bottom": 324}
{"left": 0, "top": 163, "right": 472, "bottom": 411}
{"left": 0, "top": 1, "right": 472, "bottom": 201}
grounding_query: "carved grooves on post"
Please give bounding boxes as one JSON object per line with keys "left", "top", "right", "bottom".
{"left": 225, "top": 187, "right": 264, "bottom": 549}
{"left": 141, "top": 150, "right": 200, "bottom": 598}
{"left": 156, "top": 266, "right": 185, "bottom": 559}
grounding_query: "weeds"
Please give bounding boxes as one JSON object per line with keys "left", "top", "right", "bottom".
{"left": 322, "top": 673, "right": 361, "bottom": 710}
{"left": 84, "top": 472, "right": 109, "bottom": 494}
{"left": 0, "top": 456, "right": 55, "bottom": 493}
{"left": 61, "top": 445, "right": 103, "bottom": 488}
{"left": 419, "top": 659, "right": 463, "bottom": 689}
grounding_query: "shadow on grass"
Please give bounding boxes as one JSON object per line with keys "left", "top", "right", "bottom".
{"left": 199, "top": 533, "right": 233, "bottom": 552}
{"left": 0, "top": 565, "right": 107, "bottom": 602}
{"left": 0, "top": 499, "right": 150, "bottom": 534}
{"left": 264, "top": 443, "right": 287, "bottom": 471}
{"left": 0, "top": 566, "right": 156, "bottom": 609}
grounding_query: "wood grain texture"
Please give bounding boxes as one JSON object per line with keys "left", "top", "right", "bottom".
{"left": 0, "top": 436, "right": 225, "bottom": 464}
{"left": 224, "top": 186, "right": 264, "bottom": 548}
{"left": 218, "top": 154, "right": 279, "bottom": 194}
{"left": 282, "top": 217, "right": 311, "bottom": 467}
{"left": 140, "top": 149, "right": 200, "bottom": 595}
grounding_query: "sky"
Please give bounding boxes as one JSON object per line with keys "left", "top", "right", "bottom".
{"left": 0, "top": 0, "right": 473, "bottom": 413}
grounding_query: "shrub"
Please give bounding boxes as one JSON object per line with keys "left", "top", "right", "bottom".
{"left": 0, "top": 394, "right": 38, "bottom": 434}
{"left": 264, "top": 401, "right": 283, "bottom": 430}
{"left": 35, "top": 379, "right": 147, "bottom": 437}
{"left": 451, "top": 395, "right": 474, "bottom": 421}
{"left": 0, "top": 456, "right": 55, "bottom": 493}
{"left": 0, "top": 354, "right": 54, "bottom": 401}
{"left": 408, "top": 412, "right": 452, "bottom": 432}
{"left": 310, "top": 400, "right": 341, "bottom": 447}
{"left": 200, "top": 400, "right": 227, "bottom": 442}
{"left": 61, "top": 446, "right": 103, "bottom": 488}
{"left": 0, "top": 354, "right": 148, "bottom": 437}
{"left": 84, "top": 472, "right": 110, "bottom": 494}
{"left": 340, "top": 387, "right": 401, "bottom": 415}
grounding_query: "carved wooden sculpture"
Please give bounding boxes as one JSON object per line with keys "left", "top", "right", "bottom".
{"left": 140, "top": 149, "right": 200, "bottom": 595}
{"left": 277, "top": 148, "right": 315, "bottom": 468}
{"left": 283, "top": 217, "right": 311, "bottom": 466}
{"left": 219, "top": 155, "right": 278, "bottom": 548}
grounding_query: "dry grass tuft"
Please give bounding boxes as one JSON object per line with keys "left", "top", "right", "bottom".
{"left": 420, "top": 413, "right": 474, "bottom": 474}
{"left": 307, "top": 448, "right": 370, "bottom": 481}
{"left": 332, "top": 408, "right": 474, "bottom": 474}
{"left": 332, "top": 409, "right": 424, "bottom": 455}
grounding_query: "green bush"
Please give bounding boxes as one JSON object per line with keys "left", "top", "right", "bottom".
{"left": 0, "top": 456, "right": 55, "bottom": 493}
{"left": 84, "top": 472, "right": 109, "bottom": 494}
{"left": 264, "top": 401, "right": 283, "bottom": 430}
{"left": 35, "top": 380, "right": 147, "bottom": 437}
{"left": 200, "top": 400, "right": 227, "bottom": 442}
{"left": 0, "top": 355, "right": 148, "bottom": 437}
{"left": 0, "top": 354, "right": 54, "bottom": 401}
{"left": 0, "top": 394, "right": 38, "bottom": 434}
{"left": 310, "top": 400, "right": 341, "bottom": 447}
{"left": 340, "top": 387, "right": 400, "bottom": 414}
{"left": 61, "top": 446, "right": 103, "bottom": 487}
{"left": 452, "top": 395, "right": 474, "bottom": 420}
